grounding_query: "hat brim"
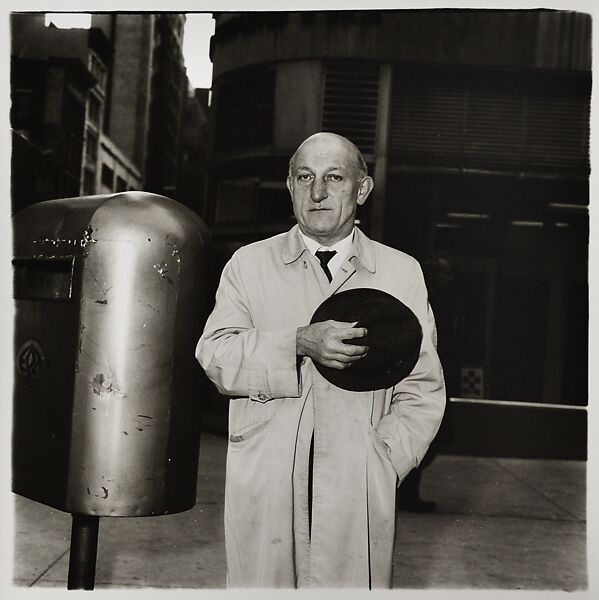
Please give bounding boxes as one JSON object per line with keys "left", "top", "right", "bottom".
{"left": 310, "top": 288, "right": 422, "bottom": 392}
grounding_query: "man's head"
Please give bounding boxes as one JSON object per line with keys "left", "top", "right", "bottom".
{"left": 286, "top": 132, "right": 374, "bottom": 246}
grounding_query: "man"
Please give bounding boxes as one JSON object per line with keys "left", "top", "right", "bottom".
{"left": 196, "top": 132, "right": 445, "bottom": 588}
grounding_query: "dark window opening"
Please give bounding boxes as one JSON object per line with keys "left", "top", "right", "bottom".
{"left": 83, "top": 168, "right": 95, "bottom": 195}
{"left": 215, "top": 68, "right": 275, "bottom": 152}
{"left": 101, "top": 163, "right": 114, "bottom": 189}
{"left": 88, "top": 93, "right": 102, "bottom": 126}
{"left": 85, "top": 128, "right": 98, "bottom": 163}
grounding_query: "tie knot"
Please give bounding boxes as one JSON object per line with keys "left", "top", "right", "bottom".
{"left": 315, "top": 249, "right": 336, "bottom": 268}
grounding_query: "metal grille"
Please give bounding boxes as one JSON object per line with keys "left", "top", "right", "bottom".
{"left": 464, "top": 85, "right": 525, "bottom": 170}
{"left": 390, "top": 67, "right": 590, "bottom": 176}
{"left": 525, "top": 94, "right": 590, "bottom": 172}
{"left": 391, "top": 83, "right": 463, "bottom": 167}
{"left": 322, "top": 61, "right": 380, "bottom": 155}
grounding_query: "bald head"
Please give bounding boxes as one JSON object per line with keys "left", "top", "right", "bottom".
{"left": 286, "top": 131, "right": 374, "bottom": 246}
{"left": 288, "top": 133, "right": 368, "bottom": 180}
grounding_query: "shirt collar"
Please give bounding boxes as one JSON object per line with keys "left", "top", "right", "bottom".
{"left": 298, "top": 228, "right": 354, "bottom": 257}
{"left": 282, "top": 224, "right": 376, "bottom": 274}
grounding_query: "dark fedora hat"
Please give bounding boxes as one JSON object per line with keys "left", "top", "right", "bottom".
{"left": 310, "top": 288, "right": 422, "bottom": 392}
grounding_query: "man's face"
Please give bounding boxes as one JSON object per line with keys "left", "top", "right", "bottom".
{"left": 286, "top": 135, "right": 373, "bottom": 246}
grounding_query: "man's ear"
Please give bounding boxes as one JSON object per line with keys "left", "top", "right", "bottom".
{"left": 357, "top": 176, "right": 374, "bottom": 206}
{"left": 286, "top": 175, "right": 293, "bottom": 198}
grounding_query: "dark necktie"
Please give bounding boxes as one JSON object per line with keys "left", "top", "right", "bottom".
{"left": 315, "top": 250, "right": 336, "bottom": 282}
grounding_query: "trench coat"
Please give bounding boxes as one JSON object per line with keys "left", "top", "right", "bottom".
{"left": 196, "top": 225, "right": 445, "bottom": 588}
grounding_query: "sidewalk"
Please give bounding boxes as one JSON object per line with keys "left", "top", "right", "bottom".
{"left": 12, "top": 432, "right": 586, "bottom": 590}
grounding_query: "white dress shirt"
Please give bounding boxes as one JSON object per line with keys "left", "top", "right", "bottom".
{"left": 299, "top": 228, "right": 354, "bottom": 280}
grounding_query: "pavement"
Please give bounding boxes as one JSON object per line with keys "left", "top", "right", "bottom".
{"left": 10, "top": 431, "right": 587, "bottom": 592}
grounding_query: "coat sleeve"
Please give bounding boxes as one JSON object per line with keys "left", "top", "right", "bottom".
{"left": 375, "top": 262, "right": 446, "bottom": 481}
{"left": 195, "top": 251, "right": 301, "bottom": 402}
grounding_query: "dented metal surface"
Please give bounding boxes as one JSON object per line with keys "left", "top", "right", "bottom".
{"left": 90, "top": 373, "right": 128, "bottom": 398}
{"left": 153, "top": 261, "right": 173, "bottom": 283}
{"left": 12, "top": 192, "right": 211, "bottom": 517}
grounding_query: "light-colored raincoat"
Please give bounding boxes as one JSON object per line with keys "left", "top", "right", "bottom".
{"left": 196, "top": 225, "right": 445, "bottom": 588}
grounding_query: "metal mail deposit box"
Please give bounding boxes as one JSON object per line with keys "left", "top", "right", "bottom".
{"left": 13, "top": 192, "right": 211, "bottom": 517}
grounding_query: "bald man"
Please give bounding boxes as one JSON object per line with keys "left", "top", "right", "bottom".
{"left": 197, "top": 133, "right": 445, "bottom": 588}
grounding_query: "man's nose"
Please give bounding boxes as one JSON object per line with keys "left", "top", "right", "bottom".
{"left": 311, "top": 179, "right": 328, "bottom": 202}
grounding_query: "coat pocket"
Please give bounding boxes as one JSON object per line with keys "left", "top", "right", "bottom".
{"left": 369, "top": 424, "right": 392, "bottom": 462}
{"left": 368, "top": 424, "right": 398, "bottom": 482}
{"left": 229, "top": 418, "right": 271, "bottom": 443}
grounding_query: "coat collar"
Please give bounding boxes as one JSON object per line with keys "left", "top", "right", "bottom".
{"left": 282, "top": 224, "right": 376, "bottom": 274}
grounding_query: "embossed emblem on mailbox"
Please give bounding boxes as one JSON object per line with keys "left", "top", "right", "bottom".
{"left": 17, "top": 340, "right": 46, "bottom": 379}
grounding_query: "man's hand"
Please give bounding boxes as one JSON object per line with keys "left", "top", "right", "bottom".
{"left": 296, "top": 320, "right": 369, "bottom": 370}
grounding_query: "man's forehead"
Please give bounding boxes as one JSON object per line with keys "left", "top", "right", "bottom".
{"left": 295, "top": 137, "right": 357, "bottom": 169}
{"left": 295, "top": 160, "right": 347, "bottom": 170}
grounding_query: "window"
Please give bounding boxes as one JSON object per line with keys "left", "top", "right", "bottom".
{"left": 87, "top": 93, "right": 102, "bottom": 126}
{"left": 215, "top": 69, "right": 275, "bottom": 152}
{"left": 89, "top": 52, "right": 107, "bottom": 92}
{"left": 116, "top": 176, "right": 127, "bottom": 192}
{"left": 85, "top": 128, "right": 98, "bottom": 164}
{"left": 101, "top": 164, "right": 114, "bottom": 189}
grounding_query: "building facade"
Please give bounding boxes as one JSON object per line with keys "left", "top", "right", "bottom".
{"left": 205, "top": 11, "right": 590, "bottom": 447}
{"left": 11, "top": 12, "right": 189, "bottom": 208}
{"left": 145, "top": 14, "right": 188, "bottom": 198}
{"left": 91, "top": 13, "right": 188, "bottom": 199}
{"left": 91, "top": 13, "right": 155, "bottom": 180}
{"left": 11, "top": 14, "right": 100, "bottom": 210}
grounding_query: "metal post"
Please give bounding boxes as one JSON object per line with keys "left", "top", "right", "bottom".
{"left": 67, "top": 514, "right": 100, "bottom": 590}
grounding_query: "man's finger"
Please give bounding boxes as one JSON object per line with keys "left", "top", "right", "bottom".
{"left": 334, "top": 342, "right": 369, "bottom": 357}
{"left": 328, "top": 348, "right": 368, "bottom": 362}
{"left": 321, "top": 358, "right": 362, "bottom": 370}
{"left": 339, "top": 326, "right": 368, "bottom": 340}
{"left": 326, "top": 319, "right": 361, "bottom": 329}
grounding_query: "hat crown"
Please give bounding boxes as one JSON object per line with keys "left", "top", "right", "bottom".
{"left": 310, "top": 288, "right": 423, "bottom": 392}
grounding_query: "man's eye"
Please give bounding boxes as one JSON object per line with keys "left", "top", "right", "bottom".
{"left": 327, "top": 174, "right": 342, "bottom": 182}
{"left": 297, "top": 174, "right": 313, "bottom": 182}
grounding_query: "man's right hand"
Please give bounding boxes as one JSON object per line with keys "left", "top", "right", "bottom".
{"left": 296, "top": 320, "right": 369, "bottom": 370}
